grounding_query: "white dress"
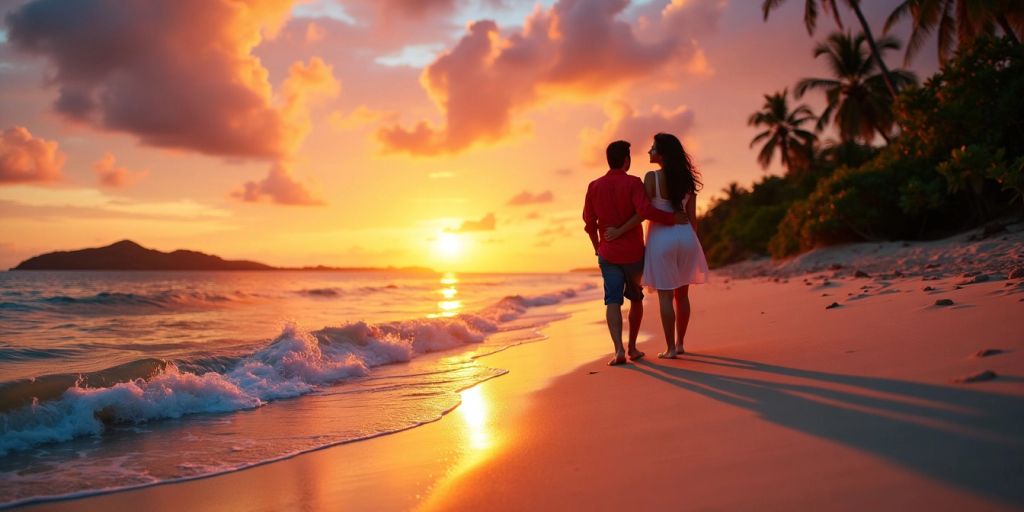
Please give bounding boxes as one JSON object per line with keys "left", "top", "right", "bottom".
{"left": 643, "top": 172, "right": 709, "bottom": 290}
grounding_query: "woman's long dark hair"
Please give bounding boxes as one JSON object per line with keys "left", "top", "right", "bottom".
{"left": 653, "top": 132, "right": 702, "bottom": 212}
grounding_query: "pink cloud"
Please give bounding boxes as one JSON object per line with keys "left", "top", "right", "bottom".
{"left": 0, "top": 126, "right": 64, "bottom": 184}
{"left": 5, "top": 0, "right": 334, "bottom": 160}
{"left": 93, "top": 152, "right": 147, "bottom": 188}
{"left": 235, "top": 163, "right": 324, "bottom": 206}
{"left": 379, "top": 0, "right": 715, "bottom": 155}
{"left": 579, "top": 102, "right": 696, "bottom": 165}
{"left": 370, "top": 0, "right": 457, "bottom": 19}
{"left": 507, "top": 190, "right": 554, "bottom": 206}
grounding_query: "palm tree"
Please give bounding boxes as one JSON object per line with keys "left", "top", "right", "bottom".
{"left": 748, "top": 89, "right": 818, "bottom": 174}
{"left": 813, "top": 138, "right": 878, "bottom": 168}
{"left": 762, "top": 0, "right": 901, "bottom": 99}
{"left": 885, "top": 0, "right": 1023, "bottom": 64}
{"left": 722, "top": 182, "right": 747, "bottom": 200}
{"left": 795, "top": 32, "right": 917, "bottom": 144}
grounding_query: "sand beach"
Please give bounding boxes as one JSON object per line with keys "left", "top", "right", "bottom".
{"left": 23, "top": 227, "right": 1024, "bottom": 512}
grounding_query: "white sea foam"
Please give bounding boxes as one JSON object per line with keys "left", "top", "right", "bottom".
{"left": 0, "top": 284, "right": 590, "bottom": 456}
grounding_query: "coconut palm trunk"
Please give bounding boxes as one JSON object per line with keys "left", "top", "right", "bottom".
{"left": 848, "top": 2, "right": 900, "bottom": 99}
{"left": 761, "top": 1, "right": 902, "bottom": 100}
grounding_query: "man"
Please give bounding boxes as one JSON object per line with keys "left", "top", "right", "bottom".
{"left": 583, "top": 140, "right": 688, "bottom": 365}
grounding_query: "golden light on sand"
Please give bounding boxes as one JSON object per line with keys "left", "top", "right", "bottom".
{"left": 458, "top": 386, "right": 492, "bottom": 451}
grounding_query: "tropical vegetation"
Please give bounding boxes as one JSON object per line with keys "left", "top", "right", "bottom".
{"left": 699, "top": 4, "right": 1023, "bottom": 268}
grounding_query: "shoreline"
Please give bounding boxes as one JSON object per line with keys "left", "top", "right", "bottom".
{"left": 14, "top": 253, "right": 1024, "bottom": 511}
{"left": 17, "top": 296, "right": 615, "bottom": 512}
{"left": 421, "top": 272, "right": 1024, "bottom": 511}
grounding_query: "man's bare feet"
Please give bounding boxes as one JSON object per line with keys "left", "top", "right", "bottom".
{"left": 608, "top": 352, "right": 627, "bottom": 366}
{"left": 658, "top": 350, "right": 678, "bottom": 359}
{"left": 676, "top": 344, "right": 686, "bottom": 355}
{"left": 628, "top": 348, "right": 645, "bottom": 361}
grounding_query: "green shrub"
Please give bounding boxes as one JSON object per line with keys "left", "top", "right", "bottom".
{"left": 707, "top": 36, "right": 1024, "bottom": 264}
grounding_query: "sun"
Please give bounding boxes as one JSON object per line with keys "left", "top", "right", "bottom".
{"left": 433, "top": 232, "right": 465, "bottom": 261}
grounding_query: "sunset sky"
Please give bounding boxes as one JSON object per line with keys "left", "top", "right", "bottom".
{"left": 0, "top": 0, "right": 938, "bottom": 272}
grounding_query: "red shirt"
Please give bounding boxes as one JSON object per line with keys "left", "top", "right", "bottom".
{"left": 582, "top": 169, "right": 677, "bottom": 264}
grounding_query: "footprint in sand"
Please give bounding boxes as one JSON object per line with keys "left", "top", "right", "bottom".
{"left": 972, "top": 349, "right": 1005, "bottom": 358}
{"left": 952, "top": 370, "right": 997, "bottom": 384}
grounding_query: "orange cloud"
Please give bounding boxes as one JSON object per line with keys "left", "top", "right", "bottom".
{"left": 329, "top": 105, "right": 397, "bottom": 131}
{"left": 235, "top": 163, "right": 324, "bottom": 206}
{"left": 304, "top": 21, "right": 326, "bottom": 44}
{"left": 93, "top": 152, "right": 147, "bottom": 188}
{"left": 279, "top": 57, "right": 342, "bottom": 144}
{"left": 379, "top": 0, "right": 713, "bottom": 155}
{"left": 579, "top": 102, "right": 695, "bottom": 165}
{"left": 5, "top": 0, "right": 317, "bottom": 159}
{"left": 0, "top": 126, "right": 64, "bottom": 184}
{"left": 507, "top": 190, "right": 554, "bottom": 206}
{"left": 448, "top": 213, "right": 497, "bottom": 232}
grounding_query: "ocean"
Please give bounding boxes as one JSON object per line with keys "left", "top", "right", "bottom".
{"left": 0, "top": 270, "right": 598, "bottom": 508}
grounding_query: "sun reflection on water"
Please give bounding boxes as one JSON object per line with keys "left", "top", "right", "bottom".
{"left": 429, "top": 272, "right": 463, "bottom": 318}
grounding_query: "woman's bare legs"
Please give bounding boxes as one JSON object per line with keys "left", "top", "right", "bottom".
{"left": 674, "top": 285, "right": 690, "bottom": 354}
{"left": 656, "top": 289, "right": 677, "bottom": 358}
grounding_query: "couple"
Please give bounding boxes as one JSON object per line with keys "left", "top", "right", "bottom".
{"left": 582, "top": 133, "right": 709, "bottom": 365}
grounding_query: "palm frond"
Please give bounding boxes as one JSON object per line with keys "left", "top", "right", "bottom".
{"left": 884, "top": 0, "right": 914, "bottom": 34}
{"left": 816, "top": 102, "right": 836, "bottom": 132}
{"left": 824, "top": 0, "right": 843, "bottom": 29}
{"left": 750, "top": 130, "right": 772, "bottom": 148}
{"left": 903, "top": 0, "right": 944, "bottom": 64}
{"left": 938, "top": 0, "right": 956, "bottom": 62}
{"left": 836, "top": 97, "right": 867, "bottom": 143}
{"left": 795, "top": 77, "right": 840, "bottom": 98}
{"left": 762, "top": 0, "right": 788, "bottom": 21}
{"left": 873, "top": 34, "right": 903, "bottom": 52}
{"left": 757, "top": 136, "right": 779, "bottom": 169}
{"left": 804, "top": 0, "right": 819, "bottom": 34}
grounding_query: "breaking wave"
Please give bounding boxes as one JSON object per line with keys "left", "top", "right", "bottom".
{"left": 0, "top": 285, "right": 589, "bottom": 456}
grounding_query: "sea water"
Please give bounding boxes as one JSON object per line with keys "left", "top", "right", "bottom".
{"left": 0, "top": 270, "right": 599, "bottom": 507}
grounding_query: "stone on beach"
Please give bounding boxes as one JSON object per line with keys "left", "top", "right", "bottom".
{"left": 958, "top": 274, "right": 990, "bottom": 285}
{"left": 934, "top": 299, "right": 954, "bottom": 306}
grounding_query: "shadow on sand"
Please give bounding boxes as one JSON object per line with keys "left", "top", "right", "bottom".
{"left": 629, "top": 353, "right": 1024, "bottom": 507}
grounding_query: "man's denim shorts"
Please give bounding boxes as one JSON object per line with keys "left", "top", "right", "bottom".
{"left": 598, "top": 256, "right": 644, "bottom": 305}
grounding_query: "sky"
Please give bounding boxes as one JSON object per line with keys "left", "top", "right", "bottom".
{"left": 0, "top": 0, "right": 939, "bottom": 272}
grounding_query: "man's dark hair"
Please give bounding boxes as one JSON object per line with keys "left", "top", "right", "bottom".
{"left": 606, "top": 140, "right": 630, "bottom": 169}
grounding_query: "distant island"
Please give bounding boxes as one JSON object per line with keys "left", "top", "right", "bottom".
{"left": 10, "top": 240, "right": 435, "bottom": 273}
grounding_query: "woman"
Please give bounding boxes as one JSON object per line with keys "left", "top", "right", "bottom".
{"left": 605, "top": 133, "right": 708, "bottom": 358}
